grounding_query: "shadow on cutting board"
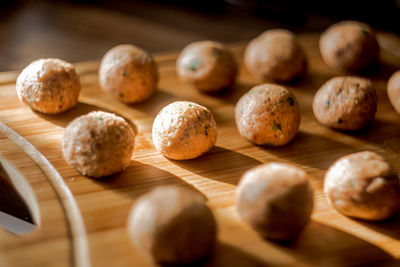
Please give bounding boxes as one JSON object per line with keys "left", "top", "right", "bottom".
{"left": 34, "top": 101, "right": 138, "bottom": 135}
{"left": 132, "top": 89, "right": 180, "bottom": 117}
{"left": 169, "top": 146, "right": 262, "bottom": 186}
{"left": 204, "top": 242, "right": 269, "bottom": 267}
{"left": 346, "top": 118, "right": 400, "bottom": 165}
{"left": 92, "top": 161, "right": 206, "bottom": 200}
{"left": 263, "top": 130, "right": 355, "bottom": 172}
{"left": 357, "top": 213, "right": 400, "bottom": 241}
{"left": 160, "top": 242, "right": 269, "bottom": 267}
{"left": 205, "top": 81, "right": 255, "bottom": 105}
{"left": 275, "top": 220, "right": 394, "bottom": 266}
{"left": 162, "top": 220, "right": 395, "bottom": 266}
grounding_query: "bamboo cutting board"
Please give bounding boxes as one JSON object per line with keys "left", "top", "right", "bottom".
{"left": 1, "top": 32, "right": 400, "bottom": 267}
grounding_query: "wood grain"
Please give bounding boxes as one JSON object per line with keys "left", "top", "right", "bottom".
{"left": 0, "top": 32, "right": 400, "bottom": 266}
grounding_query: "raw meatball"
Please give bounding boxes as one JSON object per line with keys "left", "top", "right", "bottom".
{"left": 176, "top": 41, "right": 238, "bottom": 92}
{"left": 98, "top": 44, "right": 158, "bottom": 103}
{"left": 152, "top": 101, "right": 217, "bottom": 160}
{"left": 236, "top": 163, "right": 313, "bottom": 241}
{"left": 244, "top": 29, "right": 307, "bottom": 82}
{"left": 16, "top": 58, "right": 81, "bottom": 114}
{"left": 62, "top": 111, "right": 135, "bottom": 178}
{"left": 127, "top": 186, "right": 217, "bottom": 265}
{"left": 387, "top": 70, "right": 400, "bottom": 113}
{"left": 235, "top": 84, "right": 300, "bottom": 146}
{"left": 324, "top": 151, "right": 400, "bottom": 220}
{"left": 319, "top": 21, "right": 379, "bottom": 72}
{"left": 312, "top": 76, "right": 377, "bottom": 131}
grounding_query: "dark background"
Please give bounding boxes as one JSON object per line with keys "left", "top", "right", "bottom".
{"left": 0, "top": 0, "right": 399, "bottom": 71}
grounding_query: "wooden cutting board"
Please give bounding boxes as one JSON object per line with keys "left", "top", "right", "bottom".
{"left": 1, "top": 32, "right": 400, "bottom": 267}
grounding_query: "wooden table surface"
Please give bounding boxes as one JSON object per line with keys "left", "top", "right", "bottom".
{"left": 0, "top": 32, "right": 400, "bottom": 267}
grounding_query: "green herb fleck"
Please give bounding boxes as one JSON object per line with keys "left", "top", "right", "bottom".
{"left": 348, "top": 180, "right": 355, "bottom": 188}
{"left": 188, "top": 103, "right": 193, "bottom": 107}
{"left": 247, "top": 90, "right": 255, "bottom": 95}
{"left": 361, "top": 28, "right": 369, "bottom": 36}
{"left": 273, "top": 124, "right": 282, "bottom": 131}
{"left": 326, "top": 99, "right": 330, "bottom": 108}
{"left": 180, "top": 115, "right": 185, "bottom": 120}
{"left": 337, "top": 118, "right": 343, "bottom": 124}
{"left": 122, "top": 70, "right": 128, "bottom": 77}
{"left": 97, "top": 117, "right": 103, "bottom": 121}
{"left": 119, "top": 93, "right": 124, "bottom": 98}
{"left": 287, "top": 97, "right": 294, "bottom": 106}
{"left": 240, "top": 107, "right": 244, "bottom": 114}
{"left": 212, "top": 48, "right": 222, "bottom": 56}
{"left": 279, "top": 99, "right": 285, "bottom": 104}
{"left": 265, "top": 143, "right": 275, "bottom": 147}
{"left": 188, "top": 59, "right": 201, "bottom": 71}
{"left": 269, "top": 202, "right": 279, "bottom": 211}
{"left": 59, "top": 95, "right": 63, "bottom": 103}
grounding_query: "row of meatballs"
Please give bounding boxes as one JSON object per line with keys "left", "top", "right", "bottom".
{"left": 12, "top": 20, "right": 400, "bottom": 265}
{"left": 16, "top": 20, "right": 400, "bottom": 113}
{"left": 126, "top": 151, "right": 400, "bottom": 265}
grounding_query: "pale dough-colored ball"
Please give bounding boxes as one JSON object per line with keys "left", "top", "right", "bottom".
{"left": 16, "top": 58, "right": 81, "bottom": 114}
{"left": 62, "top": 111, "right": 135, "bottom": 178}
{"left": 127, "top": 186, "right": 217, "bottom": 265}
{"left": 176, "top": 41, "right": 238, "bottom": 92}
{"left": 312, "top": 76, "right": 377, "bottom": 130}
{"left": 244, "top": 29, "right": 307, "bottom": 82}
{"left": 324, "top": 151, "right": 400, "bottom": 221}
{"left": 235, "top": 83, "right": 300, "bottom": 146}
{"left": 152, "top": 101, "right": 217, "bottom": 160}
{"left": 387, "top": 70, "right": 400, "bottom": 114}
{"left": 319, "top": 21, "right": 379, "bottom": 72}
{"left": 236, "top": 162, "right": 313, "bottom": 241}
{"left": 98, "top": 44, "right": 158, "bottom": 103}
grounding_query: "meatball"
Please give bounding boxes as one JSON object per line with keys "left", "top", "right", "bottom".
{"left": 312, "top": 76, "right": 377, "bottom": 131}
{"left": 152, "top": 101, "right": 217, "bottom": 160}
{"left": 62, "top": 111, "right": 135, "bottom": 178}
{"left": 387, "top": 70, "right": 400, "bottom": 114}
{"left": 236, "top": 163, "right": 313, "bottom": 241}
{"left": 235, "top": 84, "right": 300, "bottom": 146}
{"left": 176, "top": 41, "right": 238, "bottom": 93}
{"left": 319, "top": 21, "right": 379, "bottom": 72}
{"left": 98, "top": 44, "right": 158, "bottom": 103}
{"left": 127, "top": 186, "right": 217, "bottom": 265}
{"left": 324, "top": 151, "right": 400, "bottom": 220}
{"left": 16, "top": 58, "right": 81, "bottom": 114}
{"left": 244, "top": 29, "right": 307, "bottom": 82}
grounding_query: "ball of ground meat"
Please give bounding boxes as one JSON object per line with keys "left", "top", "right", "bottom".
{"left": 98, "top": 44, "right": 159, "bottom": 103}
{"left": 152, "top": 101, "right": 217, "bottom": 160}
{"left": 312, "top": 76, "right": 377, "bottom": 131}
{"left": 176, "top": 41, "right": 238, "bottom": 93}
{"left": 319, "top": 21, "right": 379, "bottom": 72}
{"left": 387, "top": 70, "right": 400, "bottom": 114}
{"left": 127, "top": 186, "right": 217, "bottom": 265}
{"left": 16, "top": 58, "right": 81, "bottom": 114}
{"left": 62, "top": 111, "right": 135, "bottom": 178}
{"left": 324, "top": 151, "right": 400, "bottom": 220}
{"left": 236, "top": 162, "right": 313, "bottom": 241}
{"left": 244, "top": 29, "right": 307, "bottom": 83}
{"left": 235, "top": 84, "right": 300, "bottom": 146}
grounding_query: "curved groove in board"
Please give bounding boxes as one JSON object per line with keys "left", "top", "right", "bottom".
{"left": 0, "top": 121, "right": 90, "bottom": 267}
